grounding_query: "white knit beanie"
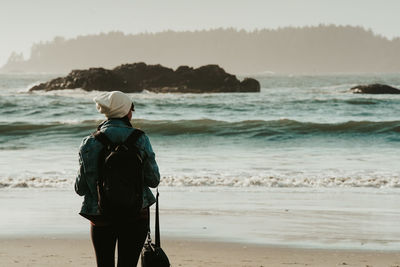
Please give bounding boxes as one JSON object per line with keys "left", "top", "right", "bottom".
{"left": 93, "top": 91, "right": 133, "bottom": 118}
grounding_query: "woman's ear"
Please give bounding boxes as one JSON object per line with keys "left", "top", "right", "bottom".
{"left": 127, "top": 110, "right": 133, "bottom": 120}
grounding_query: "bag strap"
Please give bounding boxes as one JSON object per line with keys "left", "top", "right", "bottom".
{"left": 146, "top": 188, "right": 161, "bottom": 247}
{"left": 155, "top": 188, "right": 161, "bottom": 247}
{"left": 93, "top": 129, "right": 144, "bottom": 148}
{"left": 124, "top": 129, "right": 144, "bottom": 148}
{"left": 93, "top": 131, "right": 113, "bottom": 148}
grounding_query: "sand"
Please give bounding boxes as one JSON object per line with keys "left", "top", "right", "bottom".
{"left": 1, "top": 237, "right": 399, "bottom": 267}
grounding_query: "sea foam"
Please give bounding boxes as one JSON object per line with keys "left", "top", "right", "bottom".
{"left": 1, "top": 174, "right": 399, "bottom": 189}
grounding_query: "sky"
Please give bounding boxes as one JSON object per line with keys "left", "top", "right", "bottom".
{"left": 1, "top": 0, "right": 400, "bottom": 66}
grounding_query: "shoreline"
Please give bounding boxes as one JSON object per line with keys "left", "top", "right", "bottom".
{"left": 2, "top": 187, "right": 400, "bottom": 251}
{"left": 1, "top": 236, "right": 399, "bottom": 267}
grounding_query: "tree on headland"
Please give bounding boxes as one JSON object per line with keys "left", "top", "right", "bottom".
{"left": 2, "top": 25, "right": 400, "bottom": 74}
{"left": 4, "top": 52, "right": 25, "bottom": 71}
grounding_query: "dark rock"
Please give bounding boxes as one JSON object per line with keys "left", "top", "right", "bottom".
{"left": 29, "top": 62, "right": 260, "bottom": 93}
{"left": 30, "top": 68, "right": 124, "bottom": 92}
{"left": 240, "top": 78, "right": 261, "bottom": 92}
{"left": 350, "top": 84, "right": 400, "bottom": 94}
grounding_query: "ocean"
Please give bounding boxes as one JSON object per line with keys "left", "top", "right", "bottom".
{"left": 1, "top": 73, "right": 400, "bottom": 249}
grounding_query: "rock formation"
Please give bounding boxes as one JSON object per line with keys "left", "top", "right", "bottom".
{"left": 29, "top": 63, "right": 260, "bottom": 93}
{"left": 350, "top": 84, "right": 400, "bottom": 94}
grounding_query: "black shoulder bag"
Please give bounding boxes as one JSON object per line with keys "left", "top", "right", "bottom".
{"left": 141, "top": 189, "right": 170, "bottom": 267}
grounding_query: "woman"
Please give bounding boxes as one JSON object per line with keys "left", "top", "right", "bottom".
{"left": 75, "top": 91, "right": 160, "bottom": 267}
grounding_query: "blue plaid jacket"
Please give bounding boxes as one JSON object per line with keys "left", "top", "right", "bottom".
{"left": 75, "top": 118, "right": 160, "bottom": 217}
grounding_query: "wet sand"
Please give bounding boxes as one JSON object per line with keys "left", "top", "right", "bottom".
{"left": 1, "top": 237, "right": 399, "bottom": 267}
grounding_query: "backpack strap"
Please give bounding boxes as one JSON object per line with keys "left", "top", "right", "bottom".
{"left": 93, "top": 131, "right": 113, "bottom": 148}
{"left": 93, "top": 129, "right": 144, "bottom": 149}
{"left": 96, "top": 120, "right": 107, "bottom": 131}
{"left": 124, "top": 129, "right": 144, "bottom": 148}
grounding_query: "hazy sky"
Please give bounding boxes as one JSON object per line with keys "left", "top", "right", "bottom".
{"left": 1, "top": 0, "right": 400, "bottom": 66}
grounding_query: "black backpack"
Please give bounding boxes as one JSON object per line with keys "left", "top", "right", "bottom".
{"left": 93, "top": 129, "right": 144, "bottom": 220}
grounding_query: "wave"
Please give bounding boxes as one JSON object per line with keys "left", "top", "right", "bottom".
{"left": 0, "top": 120, "right": 97, "bottom": 136}
{"left": 134, "top": 119, "right": 400, "bottom": 137}
{"left": 1, "top": 119, "right": 400, "bottom": 138}
{"left": 282, "top": 98, "right": 390, "bottom": 106}
{"left": 0, "top": 177, "right": 72, "bottom": 189}
{"left": 160, "top": 175, "right": 400, "bottom": 188}
{"left": 1, "top": 175, "right": 399, "bottom": 189}
{"left": 344, "top": 99, "right": 379, "bottom": 105}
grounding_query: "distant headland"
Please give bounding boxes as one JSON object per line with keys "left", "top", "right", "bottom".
{"left": 29, "top": 63, "right": 260, "bottom": 93}
{"left": 3, "top": 25, "right": 400, "bottom": 74}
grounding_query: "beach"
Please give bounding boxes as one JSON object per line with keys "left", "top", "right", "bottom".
{"left": 1, "top": 188, "right": 400, "bottom": 266}
{"left": 1, "top": 237, "right": 399, "bottom": 267}
{"left": 2, "top": 73, "right": 400, "bottom": 265}
{"left": 2, "top": 0, "right": 400, "bottom": 264}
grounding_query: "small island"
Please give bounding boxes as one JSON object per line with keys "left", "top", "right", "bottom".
{"left": 29, "top": 63, "right": 260, "bottom": 93}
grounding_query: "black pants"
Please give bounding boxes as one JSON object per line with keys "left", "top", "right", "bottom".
{"left": 90, "top": 212, "right": 149, "bottom": 267}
